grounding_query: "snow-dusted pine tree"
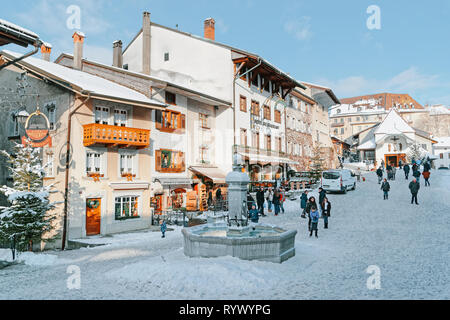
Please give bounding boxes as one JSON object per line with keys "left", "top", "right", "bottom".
{"left": 0, "top": 141, "right": 56, "bottom": 256}
{"left": 309, "top": 144, "right": 325, "bottom": 183}
{"left": 406, "top": 143, "right": 425, "bottom": 163}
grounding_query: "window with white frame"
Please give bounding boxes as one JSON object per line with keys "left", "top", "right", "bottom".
{"left": 95, "top": 106, "right": 110, "bottom": 125}
{"left": 45, "top": 154, "right": 54, "bottom": 177}
{"left": 114, "top": 109, "right": 128, "bottom": 127}
{"left": 120, "top": 154, "right": 135, "bottom": 175}
{"left": 115, "top": 196, "right": 139, "bottom": 220}
{"left": 86, "top": 152, "right": 103, "bottom": 175}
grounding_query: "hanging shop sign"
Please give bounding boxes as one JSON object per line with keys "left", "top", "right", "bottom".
{"left": 22, "top": 107, "right": 52, "bottom": 148}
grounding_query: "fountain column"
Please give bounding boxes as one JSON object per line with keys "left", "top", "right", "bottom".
{"left": 226, "top": 153, "right": 251, "bottom": 236}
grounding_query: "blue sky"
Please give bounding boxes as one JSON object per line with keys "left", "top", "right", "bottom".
{"left": 2, "top": 0, "right": 450, "bottom": 105}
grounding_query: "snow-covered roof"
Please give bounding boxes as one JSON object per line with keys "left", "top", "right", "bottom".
{"left": 374, "top": 109, "right": 414, "bottom": 135}
{"left": 434, "top": 137, "right": 450, "bottom": 148}
{"left": 0, "top": 18, "right": 39, "bottom": 39}
{"left": 427, "top": 105, "right": 450, "bottom": 115}
{"left": 330, "top": 103, "right": 386, "bottom": 117}
{"left": 357, "top": 139, "right": 376, "bottom": 150}
{"left": 1, "top": 50, "right": 166, "bottom": 109}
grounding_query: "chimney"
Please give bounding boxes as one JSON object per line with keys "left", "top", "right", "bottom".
{"left": 41, "top": 43, "right": 52, "bottom": 62}
{"left": 142, "top": 11, "right": 151, "bottom": 75}
{"left": 113, "top": 40, "right": 123, "bottom": 68}
{"left": 72, "top": 31, "right": 85, "bottom": 70}
{"left": 204, "top": 18, "right": 215, "bottom": 41}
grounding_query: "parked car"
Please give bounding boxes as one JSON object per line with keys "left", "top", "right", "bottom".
{"left": 321, "top": 169, "right": 356, "bottom": 194}
{"left": 438, "top": 166, "right": 449, "bottom": 170}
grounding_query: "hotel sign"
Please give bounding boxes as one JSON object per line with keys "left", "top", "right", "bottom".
{"left": 22, "top": 108, "right": 52, "bottom": 148}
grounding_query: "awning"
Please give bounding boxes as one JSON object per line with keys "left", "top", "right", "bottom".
{"left": 189, "top": 166, "right": 227, "bottom": 184}
{"left": 154, "top": 178, "right": 193, "bottom": 187}
{"left": 239, "top": 152, "right": 299, "bottom": 165}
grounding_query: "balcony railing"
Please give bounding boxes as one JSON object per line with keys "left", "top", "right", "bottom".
{"left": 83, "top": 123, "right": 150, "bottom": 149}
{"left": 233, "top": 145, "right": 286, "bottom": 158}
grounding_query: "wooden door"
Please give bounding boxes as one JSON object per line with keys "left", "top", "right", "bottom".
{"left": 86, "top": 198, "right": 101, "bottom": 236}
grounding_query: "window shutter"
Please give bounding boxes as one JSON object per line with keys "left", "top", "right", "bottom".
{"left": 181, "top": 114, "right": 186, "bottom": 132}
{"left": 156, "top": 150, "right": 162, "bottom": 172}
{"left": 180, "top": 152, "right": 185, "bottom": 171}
{"left": 155, "top": 110, "right": 162, "bottom": 130}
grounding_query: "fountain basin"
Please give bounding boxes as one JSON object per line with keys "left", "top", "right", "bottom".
{"left": 182, "top": 223, "right": 297, "bottom": 263}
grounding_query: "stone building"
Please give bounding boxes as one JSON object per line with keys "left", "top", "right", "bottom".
{"left": 285, "top": 88, "right": 315, "bottom": 171}
{"left": 0, "top": 46, "right": 166, "bottom": 248}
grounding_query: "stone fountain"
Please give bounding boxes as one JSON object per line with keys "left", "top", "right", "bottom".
{"left": 182, "top": 154, "right": 297, "bottom": 263}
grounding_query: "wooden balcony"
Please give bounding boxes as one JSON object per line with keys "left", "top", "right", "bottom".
{"left": 83, "top": 123, "right": 150, "bottom": 149}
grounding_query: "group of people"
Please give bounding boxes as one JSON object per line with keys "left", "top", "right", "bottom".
{"left": 377, "top": 159, "right": 432, "bottom": 205}
{"left": 300, "top": 187, "right": 331, "bottom": 238}
{"left": 256, "top": 187, "right": 286, "bottom": 216}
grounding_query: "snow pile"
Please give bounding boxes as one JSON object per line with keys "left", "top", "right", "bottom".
{"left": 0, "top": 249, "right": 59, "bottom": 266}
{"left": 106, "top": 249, "right": 281, "bottom": 299}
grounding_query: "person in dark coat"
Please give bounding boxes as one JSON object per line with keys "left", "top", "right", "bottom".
{"left": 423, "top": 161, "right": 431, "bottom": 172}
{"left": 398, "top": 159, "right": 403, "bottom": 170}
{"left": 322, "top": 197, "right": 331, "bottom": 229}
{"left": 256, "top": 187, "right": 265, "bottom": 216}
{"left": 207, "top": 191, "right": 213, "bottom": 207}
{"left": 318, "top": 187, "right": 326, "bottom": 215}
{"left": 309, "top": 206, "right": 320, "bottom": 238}
{"left": 300, "top": 190, "right": 308, "bottom": 217}
{"left": 381, "top": 178, "right": 390, "bottom": 200}
{"left": 249, "top": 204, "right": 259, "bottom": 223}
{"left": 272, "top": 189, "right": 281, "bottom": 216}
{"left": 376, "top": 167, "right": 383, "bottom": 184}
{"left": 412, "top": 162, "right": 418, "bottom": 173}
{"left": 386, "top": 163, "right": 393, "bottom": 180}
{"left": 216, "top": 188, "right": 222, "bottom": 202}
{"left": 423, "top": 170, "right": 431, "bottom": 186}
{"left": 403, "top": 164, "right": 410, "bottom": 179}
{"left": 305, "top": 197, "right": 318, "bottom": 232}
{"left": 409, "top": 178, "right": 420, "bottom": 205}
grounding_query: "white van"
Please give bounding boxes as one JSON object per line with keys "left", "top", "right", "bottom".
{"left": 321, "top": 169, "right": 356, "bottom": 193}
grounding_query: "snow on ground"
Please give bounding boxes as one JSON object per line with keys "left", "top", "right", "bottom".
{"left": 0, "top": 249, "right": 61, "bottom": 266}
{"left": 0, "top": 170, "right": 449, "bottom": 300}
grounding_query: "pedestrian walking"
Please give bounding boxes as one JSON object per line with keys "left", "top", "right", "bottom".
{"left": 381, "top": 159, "right": 385, "bottom": 170}
{"left": 399, "top": 159, "right": 403, "bottom": 170}
{"left": 160, "top": 220, "right": 167, "bottom": 238}
{"left": 423, "top": 170, "right": 431, "bottom": 186}
{"left": 267, "top": 188, "right": 273, "bottom": 213}
{"left": 305, "top": 196, "right": 318, "bottom": 232}
{"left": 256, "top": 187, "right": 265, "bottom": 216}
{"left": 403, "top": 164, "right": 410, "bottom": 180}
{"left": 207, "top": 190, "right": 213, "bottom": 208}
{"left": 376, "top": 166, "right": 383, "bottom": 184}
{"left": 386, "top": 163, "right": 393, "bottom": 180}
{"left": 392, "top": 166, "right": 396, "bottom": 181}
{"left": 273, "top": 189, "right": 281, "bottom": 216}
{"left": 423, "top": 161, "right": 431, "bottom": 172}
{"left": 381, "top": 178, "right": 390, "bottom": 200}
{"left": 356, "top": 168, "right": 361, "bottom": 182}
{"left": 322, "top": 197, "right": 331, "bottom": 229}
{"left": 409, "top": 178, "right": 420, "bottom": 205}
{"left": 309, "top": 206, "right": 320, "bottom": 238}
{"left": 318, "top": 187, "right": 326, "bottom": 216}
{"left": 280, "top": 187, "right": 286, "bottom": 213}
{"left": 300, "top": 190, "right": 308, "bottom": 218}
{"left": 249, "top": 204, "right": 259, "bottom": 223}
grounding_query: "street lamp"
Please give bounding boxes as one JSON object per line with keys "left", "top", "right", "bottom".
{"left": 16, "top": 109, "right": 30, "bottom": 126}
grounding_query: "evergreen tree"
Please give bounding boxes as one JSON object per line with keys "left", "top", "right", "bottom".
{"left": 0, "top": 141, "right": 56, "bottom": 257}
{"left": 406, "top": 143, "right": 425, "bottom": 163}
{"left": 309, "top": 143, "right": 326, "bottom": 183}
